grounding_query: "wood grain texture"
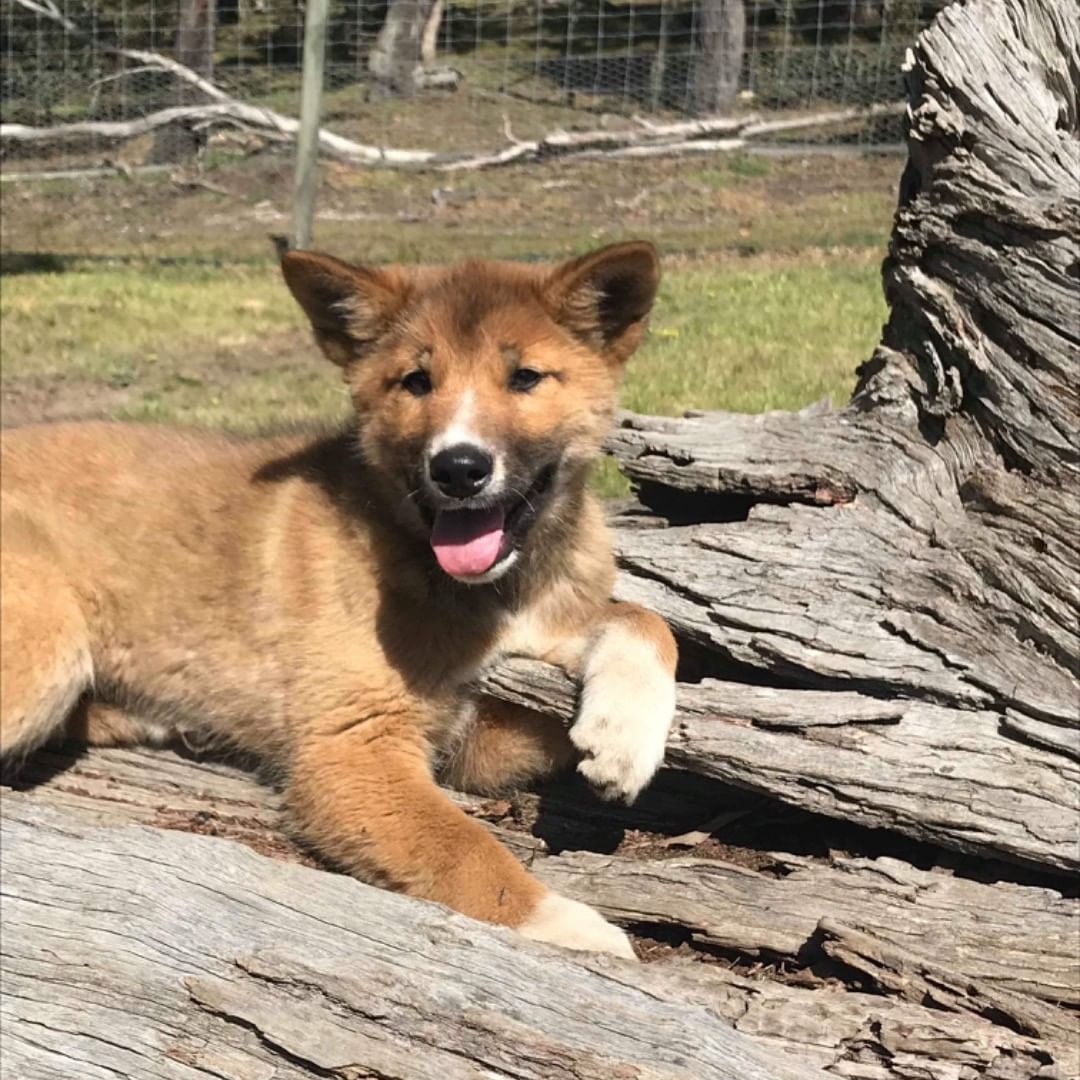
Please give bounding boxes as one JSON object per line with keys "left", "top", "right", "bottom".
{"left": 5, "top": 745, "right": 1077, "bottom": 1078}
{"left": 537, "top": 0, "right": 1080, "bottom": 876}
{"left": 483, "top": 656, "right": 1079, "bottom": 872}
{"left": 0, "top": 793, "right": 819, "bottom": 1080}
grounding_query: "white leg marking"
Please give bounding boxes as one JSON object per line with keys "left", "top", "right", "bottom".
{"left": 570, "top": 622, "right": 676, "bottom": 803}
{"left": 519, "top": 892, "right": 636, "bottom": 960}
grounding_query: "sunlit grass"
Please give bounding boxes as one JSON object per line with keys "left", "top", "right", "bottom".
{"left": 1, "top": 252, "right": 884, "bottom": 494}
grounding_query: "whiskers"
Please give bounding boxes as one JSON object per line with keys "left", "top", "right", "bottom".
{"left": 400, "top": 486, "right": 425, "bottom": 514}
{"left": 508, "top": 485, "right": 537, "bottom": 517}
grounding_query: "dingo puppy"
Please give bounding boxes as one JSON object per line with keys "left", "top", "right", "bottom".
{"left": 0, "top": 241, "right": 677, "bottom": 958}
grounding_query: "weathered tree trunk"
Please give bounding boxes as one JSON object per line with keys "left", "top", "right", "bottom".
{"left": 368, "top": 0, "right": 438, "bottom": 97}
{"left": 175, "top": 0, "right": 216, "bottom": 78}
{"left": 420, "top": 0, "right": 444, "bottom": 65}
{"left": 151, "top": 0, "right": 216, "bottom": 162}
{"left": 691, "top": 0, "right": 745, "bottom": 114}
{"left": 4, "top": 744, "right": 1077, "bottom": 1078}
{"left": 0, "top": 754, "right": 822, "bottom": 1080}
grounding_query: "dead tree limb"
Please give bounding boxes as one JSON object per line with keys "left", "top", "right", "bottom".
{"left": 0, "top": 779, "right": 822, "bottom": 1080}
{"left": 3, "top": 0, "right": 904, "bottom": 171}
{"left": 0, "top": 104, "right": 903, "bottom": 171}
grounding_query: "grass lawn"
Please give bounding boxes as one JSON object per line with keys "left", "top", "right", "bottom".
{"left": 0, "top": 151, "right": 894, "bottom": 494}
{"left": 0, "top": 252, "right": 884, "bottom": 493}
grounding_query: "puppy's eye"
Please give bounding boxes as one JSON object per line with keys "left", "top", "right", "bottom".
{"left": 401, "top": 370, "right": 433, "bottom": 397}
{"left": 508, "top": 367, "right": 545, "bottom": 393}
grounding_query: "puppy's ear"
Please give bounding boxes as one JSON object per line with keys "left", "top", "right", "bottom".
{"left": 545, "top": 241, "right": 660, "bottom": 364}
{"left": 281, "top": 250, "right": 409, "bottom": 366}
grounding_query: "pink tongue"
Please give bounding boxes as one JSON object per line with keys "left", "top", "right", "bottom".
{"left": 430, "top": 506, "right": 506, "bottom": 577}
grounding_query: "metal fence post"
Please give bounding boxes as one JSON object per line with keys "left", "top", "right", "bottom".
{"left": 293, "top": 0, "right": 329, "bottom": 250}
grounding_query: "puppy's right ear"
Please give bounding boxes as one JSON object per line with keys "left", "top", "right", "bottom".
{"left": 281, "top": 251, "right": 409, "bottom": 366}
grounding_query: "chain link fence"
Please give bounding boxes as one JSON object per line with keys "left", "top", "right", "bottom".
{"left": 2, "top": 0, "right": 947, "bottom": 176}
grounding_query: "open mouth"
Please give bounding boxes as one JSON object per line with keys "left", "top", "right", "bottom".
{"left": 425, "top": 465, "right": 555, "bottom": 580}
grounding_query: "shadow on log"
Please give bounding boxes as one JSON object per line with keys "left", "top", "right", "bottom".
{"left": 2, "top": 1, "right": 1077, "bottom": 1077}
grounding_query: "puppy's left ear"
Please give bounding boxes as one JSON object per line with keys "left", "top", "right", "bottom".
{"left": 545, "top": 241, "right": 660, "bottom": 364}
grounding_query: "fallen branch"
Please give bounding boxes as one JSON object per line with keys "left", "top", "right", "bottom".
{"left": 1, "top": 103, "right": 907, "bottom": 172}
{"left": 1, "top": 787, "right": 820, "bottom": 1080}
{"left": 0, "top": 102, "right": 435, "bottom": 166}
{"left": 6, "top": 0, "right": 908, "bottom": 172}
{"left": 8, "top": 0, "right": 912, "bottom": 178}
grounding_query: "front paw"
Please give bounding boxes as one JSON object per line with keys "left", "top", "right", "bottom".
{"left": 519, "top": 892, "right": 637, "bottom": 960}
{"left": 569, "top": 628, "right": 676, "bottom": 803}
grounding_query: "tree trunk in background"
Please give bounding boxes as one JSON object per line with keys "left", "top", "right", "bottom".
{"left": 175, "top": 0, "right": 216, "bottom": 77}
{"left": 420, "top": 0, "right": 444, "bottom": 65}
{"left": 151, "top": 0, "right": 216, "bottom": 162}
{"left": 368, "top": 0, "right": 437, "bottom": 97}
{"left": 691, "top": 0, "right": 745, "bottom": 114}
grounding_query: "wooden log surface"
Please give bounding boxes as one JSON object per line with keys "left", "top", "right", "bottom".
{"left": 537, "top": 0, "right": 1080, "bottom": 879}
{"left": 3, "top": 745, "right": 1077, "bottom": 1079}
{"left": 483, "top": 653, "right": 1078, "bottom": 874}
{"left": 1, "top": 795, "right": 818, "bottom": 1080}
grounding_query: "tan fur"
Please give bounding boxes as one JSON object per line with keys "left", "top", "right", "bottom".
{"left": 0, "top": 242, "right": 677, "bottom": 955}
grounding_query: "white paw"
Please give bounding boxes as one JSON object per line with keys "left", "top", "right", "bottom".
{"left": 518, "top": 892, "right": 637, "bottom": 960}
{"left": 569, "top": 625, "right": 676, "bottom": 803}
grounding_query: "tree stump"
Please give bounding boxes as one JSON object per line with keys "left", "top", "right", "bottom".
{"left": 368, "top": 0, "right": 440, "bottom": 97}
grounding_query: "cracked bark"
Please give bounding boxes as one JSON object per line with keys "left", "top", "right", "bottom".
{"left": 0, "top": 779, "right": 820, "bottom": 1080}
{"left": 4, "top": 746, "right": 1077, "bottom": 1079}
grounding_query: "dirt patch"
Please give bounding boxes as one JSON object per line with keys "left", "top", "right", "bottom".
{"left": 1, "top": 378, "right": 134, "bottom": 428}
{"left": 152, "top": 806, "right": 322, "bottom": 868}
{"left": 1, "top": 151, "right": 900, "bottom": 265}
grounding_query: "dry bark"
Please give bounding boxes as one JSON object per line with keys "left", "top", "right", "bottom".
{"left": 5, "top": 745, "right": 1078, "bottom": 1079}
{"left": 1, "top": 792, "right": 820, "bottom": 1080}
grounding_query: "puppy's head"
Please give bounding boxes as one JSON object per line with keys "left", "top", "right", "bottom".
{"left": 282, "top": 241, "right": 659, "bottom": 585}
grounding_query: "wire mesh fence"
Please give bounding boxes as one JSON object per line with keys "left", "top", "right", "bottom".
{"left": 2, "top": 0, "right": 947, "bottom": 176}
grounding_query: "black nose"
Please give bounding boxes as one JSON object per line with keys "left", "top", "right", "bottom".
{"left": 429, "top": 444, "right": 494, "bottom": 499}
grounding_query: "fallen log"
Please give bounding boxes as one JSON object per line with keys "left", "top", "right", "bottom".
{"left": 1, "top": 794, "right": 820, "bottom": 1080}
{"left": 6, "top": 744, "right": 1078, "bottom": 1078}
{"left": 0, "top": 104, "right": 903, "bottom": 172}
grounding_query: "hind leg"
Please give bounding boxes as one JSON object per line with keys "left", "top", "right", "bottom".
{"left": 0, "top": 549, "right": 94, "bottom": 764}
{"left": 439, "top": 697, "right": 576, "bottom": 795}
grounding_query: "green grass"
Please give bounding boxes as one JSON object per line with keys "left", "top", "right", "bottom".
{"left": 625, "top": 258, "right": 881, "bottom": 416}
{"left": 0, "top": 253, "right": 885, "bottom": 493}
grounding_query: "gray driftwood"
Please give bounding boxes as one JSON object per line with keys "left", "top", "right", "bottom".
{"left": 1, "top": 792, "right": 819, "bottom": 1080}
{"left": 5, "top": 745, "right": 1078, "bottom": 1078}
